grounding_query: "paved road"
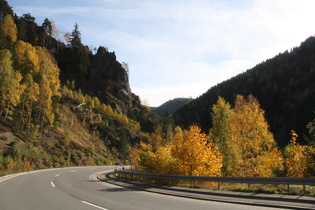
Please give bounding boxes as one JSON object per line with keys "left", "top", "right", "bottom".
{"left": 0, "top": 166, "right": 283, "bottom": 210}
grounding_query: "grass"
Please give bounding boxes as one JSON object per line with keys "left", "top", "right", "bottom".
{"left": 116, "top": 173, "right": 315, "bottom": 197}
{"left": 199, "top": 182, "right": 315, "bottom": 196}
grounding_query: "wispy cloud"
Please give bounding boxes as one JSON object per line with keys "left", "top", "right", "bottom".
{"left": 10, "top": 0, "right": 315, "bottom": 106}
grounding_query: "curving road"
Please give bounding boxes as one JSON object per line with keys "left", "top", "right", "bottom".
{"left": 0, "top": 166, "right": 282, "bottom": 210}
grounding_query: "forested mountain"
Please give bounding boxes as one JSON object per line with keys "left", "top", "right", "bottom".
{"left": 174, "top": 36, "right": 315, "bottom": 147}
{"left": 0, "top": 0, "right": 158, "bottom": 175}
{"left": 2, "top": 0, "right": 315, "bottom": 178}
{"left": 151, "top": 98, "right": 192, "bottom": 116}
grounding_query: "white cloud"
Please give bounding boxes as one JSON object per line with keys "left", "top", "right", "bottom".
{"left": 10, "top": 0, "right": 315, "bottom": 106}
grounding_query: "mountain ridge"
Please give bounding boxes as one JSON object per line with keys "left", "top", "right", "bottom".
{"left": 174, "top": 36, "right": 315, "bottom": 147}
{"left": 151, "top": 97, "right": 192, "bottom": 116}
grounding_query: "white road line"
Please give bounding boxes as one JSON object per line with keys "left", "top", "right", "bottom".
{"left": 0, "top": 168, "right": 60, "bottom": 184}
{"left": 89, "top": 174, "right": 94, "bottom": 180}
{"left": 51, "top": 181, "right": 55, "bottom": 187}
{"left": 55, "top": 174, "right": 60, "bottom": 177}
{"left": 81, "top": 200, "right": 108, "bottom": 210}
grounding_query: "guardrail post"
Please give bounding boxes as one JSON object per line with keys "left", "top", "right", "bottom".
{"left": 248, "top": 183, "right": 250, "bottom": 191}
{"left": 218, "top": 182, "right": 221, "bottom": 190}
{"left": 287, "top": 184, "right": 290, "bottom": 193}
{"left": 303, "top": 185, "right": 306, "bottom": 194}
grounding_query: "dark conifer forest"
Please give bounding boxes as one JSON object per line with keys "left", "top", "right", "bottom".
{"left": 174, "top": 37, "right": 315, "bottom": 147}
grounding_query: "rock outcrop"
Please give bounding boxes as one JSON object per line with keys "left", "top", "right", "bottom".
{"left": 91, "top": 47, "right": 140, "bottom": 113}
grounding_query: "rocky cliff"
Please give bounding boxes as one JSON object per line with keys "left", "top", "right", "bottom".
{"left": 91, "top": 47, "right": 140, "bottom": 114}
{"left": 59, "top": 46, "right": 141, "bottom": 116}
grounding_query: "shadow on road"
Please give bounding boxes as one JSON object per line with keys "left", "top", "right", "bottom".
{"left": 99, "top": 187, "right": 136, "bottom": 192}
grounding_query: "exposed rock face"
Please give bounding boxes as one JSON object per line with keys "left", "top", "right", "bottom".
{"left": 93, "top": 47, "right": 130, "bottom": 94}
{"left": 91, "top": 47, "right": 140, "bottom": 113}
{"left": 90, "top": 47, "right": 140, "bottom": 113}
{"left": 59, "top": 46, "right": 155, "bottom": 133}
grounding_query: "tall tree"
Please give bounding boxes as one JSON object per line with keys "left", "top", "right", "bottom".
{"left": 67, "top": 23, "right": 90, "bottom": 77}
{"left": 19, "top": 13, "right": 37, "bottom": 45}
{"left": 209, "top": 96, "right": 233, "bottom": 176}
{"left": 36, "top": 46, "right": 61, "bottom": 129}
{"left": 227, "top": 95, "right": 283, "bottom": 177}
{"left": 15, "top": 40, "right": 40, "bottom": 74}
{"left": 42, "top": 18, "right": 52, "bottom": 36}
{"left": 18, "top": 73, "right": 39, "bottom": 131}
{"left": 41, "top": 18, "right": 52, "bottom": 48}
{"left": 0, "top": 14, "right": 17, "bottom": 42}
{"left": 0, "top": 0, "right": 14, "bottom": 22}
{"left": 161, "top": 109, "right": 175, "bottom": 143}
{"left": 70, "top": 23, "right": 81, "bottom": 48}
{"left": 0, "top": 50, "right": 24, "bottom": 122}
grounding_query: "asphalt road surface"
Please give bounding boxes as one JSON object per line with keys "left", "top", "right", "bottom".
{"left": 0, "top": 166, "right": 284, "bottom": 210}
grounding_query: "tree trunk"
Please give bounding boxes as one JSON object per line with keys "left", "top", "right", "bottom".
{"left": 2, "top": 102, "right": 10, "bottom": 123}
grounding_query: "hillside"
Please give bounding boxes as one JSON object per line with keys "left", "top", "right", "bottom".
{"left": 174, "top": 36, "right": 315, "bottom": 147}
{"left": 151, "top": 98, "right": 192, "bottom": 116}
{"left": 0, "top": 0, "right": 157, "bottom": 175}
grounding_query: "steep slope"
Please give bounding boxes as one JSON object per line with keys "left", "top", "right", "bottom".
{"left": 0, "top": 0, "right": 157, "bottom": 175}
{"left": 174, "top": 36, "right": 315, "bottom": 147}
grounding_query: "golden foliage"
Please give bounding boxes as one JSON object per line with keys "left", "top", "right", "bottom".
{"left": 209, "top": 96, "right": 233, "bottom": 175}
{"left": 227, "top": 95, "right": 282, "bottom": 177}
{"left": 1, "top": 15, "right": 17, "bottom": 42}
{"left": 15, "top": 41, "right": 40, "bottom": 74}
{"left": 284, "top": 130, "right": 315, "bottom": 177}
{"left": 133, "top": 125, "right": 222, "bottom": 177}
{"left": 171, "top": 125, "right": 222, "bottom": 176}
{"left": 0, "top": 50, "right": 25, "bottom": 122}
{"left": 153, "top": 146, "right": 176, "bottom": 174}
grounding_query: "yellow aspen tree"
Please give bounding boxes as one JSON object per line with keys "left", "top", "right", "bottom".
{"left": 1, "top": 14, "right": 17, "bottom": 42}
{"left": 153, "top": 146, "right": 176, "bottom": 174}
{"left": 227, "top": 95, "right": 283, "bottom": 177}
{"left": 209, "top": 96, "right": 233, "bottom": 176}
{"left": 138, "top": 141, "right": 155, "bottom": 173}
{"left": 38, "top": 76, "right": 54, "bottom": 126}
{"left": 36, "top": 47, "right": 61, "bottom": 128}
{"left": 171, "top": 125, "right": 222, "bottom": 176}
{"left": 284, "top": 130, "right": 309, "bottom": 177}
{"left": 0, "top": 50, "right": 24, "bottom": 122}
{"left": 129, "top": 146, "right": 140, "bottom": 171}
{"left": 15, "top": 41, "right": 40, "bottom": 74}
{"left": 19, "top": 73, "right": 39, "bottom": 131}
{"left": 36, "top": 47, "right": 60, "bottom": 97}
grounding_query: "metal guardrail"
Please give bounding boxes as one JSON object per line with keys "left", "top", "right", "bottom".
{"left": 114, "top": 169, "right": 315, "bottom": 193}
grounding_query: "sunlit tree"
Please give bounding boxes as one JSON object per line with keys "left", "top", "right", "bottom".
{"left": 227, "top": 95, "right": 283, "bottom": 177}
{"left": 15, "top": 40, "right": 40, "bottom": 74}
{"left": 0, "top": 50, "right": 24, "bottom": 122}
{"left": 36, "top": 47, "right": 61, "bottom": 128}
{"left": 1, "top": 14, "right": 17, "bottom": 42}
{"left": 171, "top": 125, "right": 222, "bottom": 176}
{"left": 284, "top": 130, "right": 314, "bottom": 177}
{"left": 209, "top": 96, "right": 233, "bottom": 176}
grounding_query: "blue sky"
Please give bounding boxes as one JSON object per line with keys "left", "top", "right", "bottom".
{"left": 8, "top": 0, "right": 315, "bottom": 106}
